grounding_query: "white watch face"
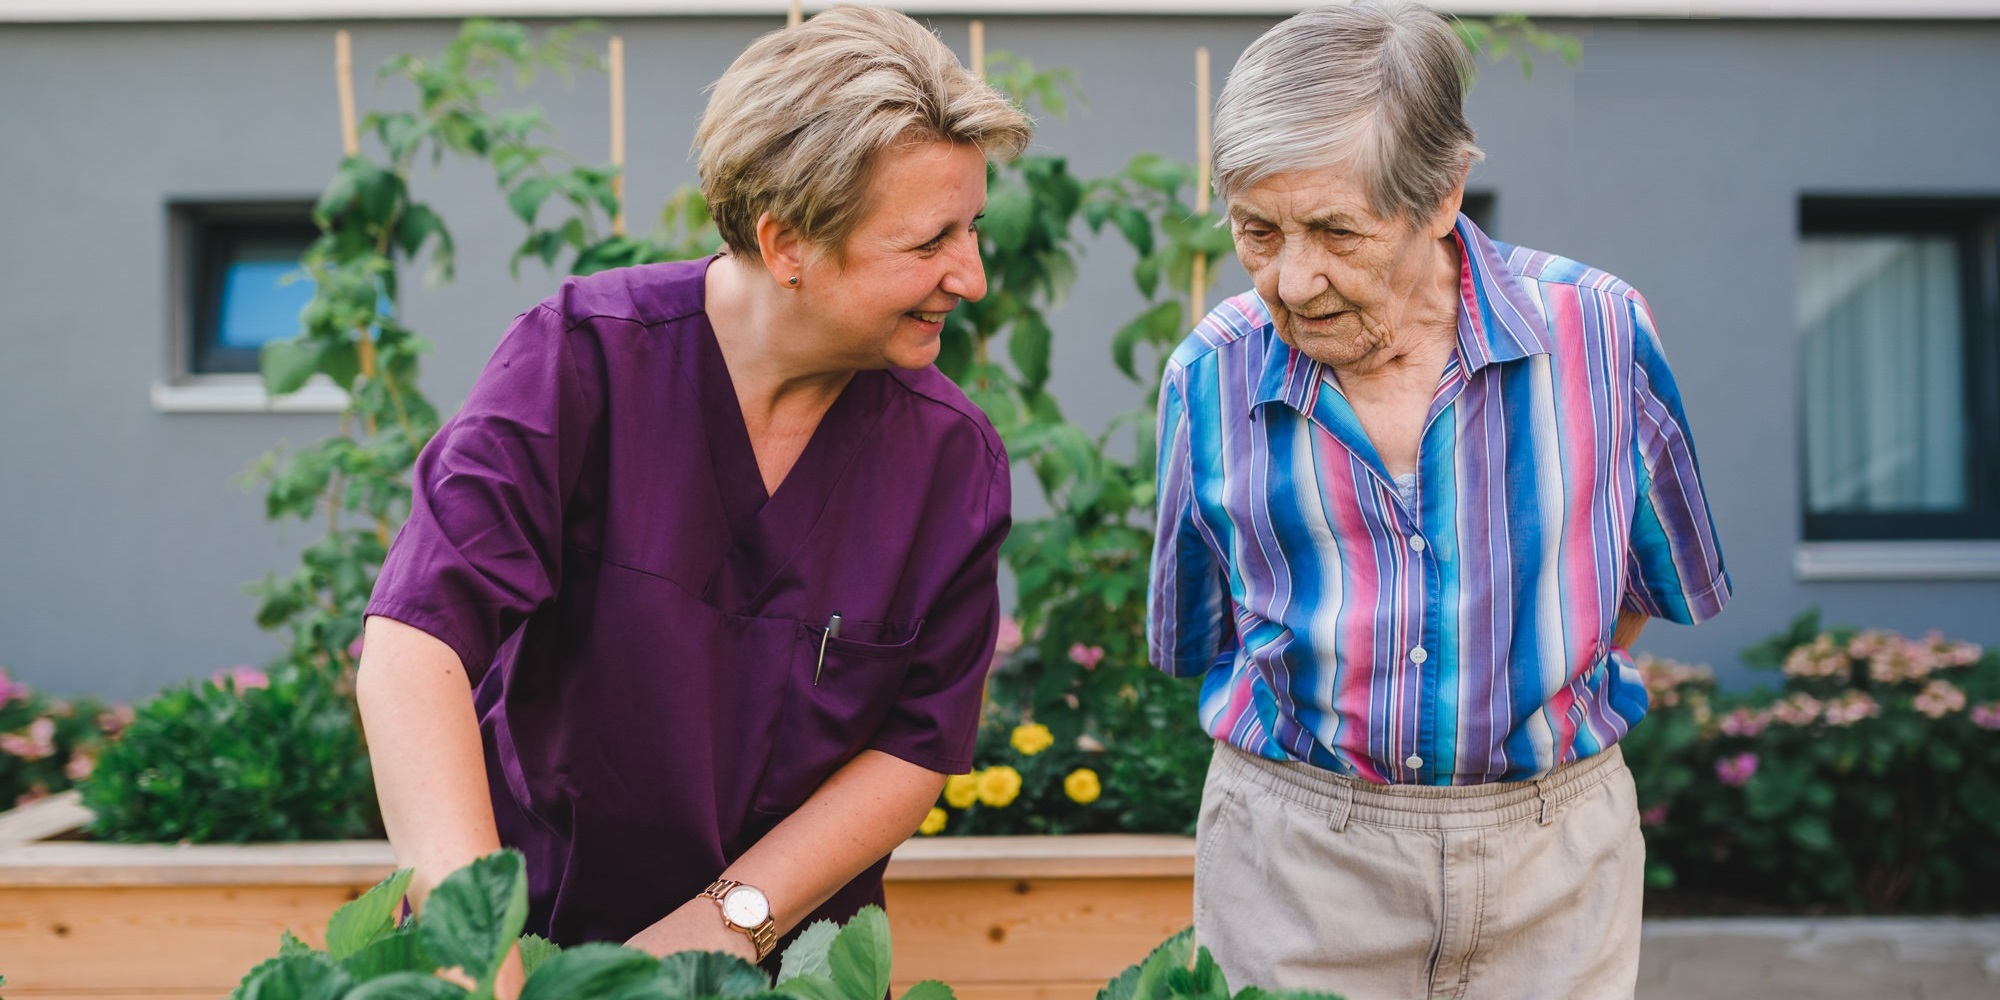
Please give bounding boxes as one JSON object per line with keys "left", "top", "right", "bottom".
{"left": 721, "top": 884, "right": 770, "bottom": 928}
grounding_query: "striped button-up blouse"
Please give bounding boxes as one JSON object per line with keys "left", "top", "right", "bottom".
{"left": 1148, "top": 215, "right": 1730, "bottom": 785}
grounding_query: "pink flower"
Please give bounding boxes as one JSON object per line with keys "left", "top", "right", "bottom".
{"left": 1971, "top": 703, "right": 2000, "bottom": 730}
{"left": 1770, "top": 693, "right": 1824, "bottom": 727}
{"left": 65, "top": 751, "right": 95, "bottom": 781}
{"left": 347, "top": 637, "right": 365, "bottom": 660}
{"left": 993, "top": 617, "right": 1023, "bottom": 658}
{"left": 211, "top": 665, "right": 270, "bottom": 691}
{"left": 1067, "top": 644, "right": 1105, "bottom": 671}
{"left": 1823, "top": 690, "right": 1882, "bottom": 726}
{"left": 0, "top": 717, "right": 58, "bottom": 761}
{"left": 1641, "top": 803, "right": 1669, "bottom": 827}
{"left": 1912, "top": 679, "right": 1967, "bottom": 719}
{"left": 0, "top": 666, "right": 31, "bottom": 705}
{"left": 98, "top": 704, "right": 135, "bottom": 736}
{"left": 1718, "top": 707, "right": 1770, "bottom": 738}
{"left": 1715, "top": 752, "right": 1759, "bottom": 787}
{"left": 1635, "top": 654, "right": 1713, "bottom": 708}
{"left": 1782, "top": 635, "right": 1851, "bottom": 681}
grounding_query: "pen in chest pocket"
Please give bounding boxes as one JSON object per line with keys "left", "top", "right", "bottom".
{"left": 814, "top": 612, "right": 842, "bottom": 686}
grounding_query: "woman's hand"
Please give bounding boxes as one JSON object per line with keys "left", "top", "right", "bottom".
{"left": 626, "top": 895, "right": 760, "bottom": 963}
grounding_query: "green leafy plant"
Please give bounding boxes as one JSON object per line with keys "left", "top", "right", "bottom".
{"left": 1095, "top": 928, "right": 1345, "bottom": 1000}
{"left": 228, "top": 849, "right": 954, "bottom": 1000}
{"left": 229, "top": 849, "right": 1353, "bottom": 1000}
{"left": 81, "top": 664, "right": 376, "bottom": 843}
{"left": 1628, "top": 613, "right": 2000, "bottom": 913}
{"left": 0, "top": 667, "right": 119, "bottom": 809}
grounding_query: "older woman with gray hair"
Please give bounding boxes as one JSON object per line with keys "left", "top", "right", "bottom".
{"left": 357, "top": 6, "right": 1027, "bottom": 992}
{"left": 1148, "top": 3, "right": 1729, "bottom": 998}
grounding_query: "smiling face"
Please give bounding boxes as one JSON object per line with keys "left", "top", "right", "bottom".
{"left": 795, "top": 140, "right": 989, "bottom": 371}
{"left": 1228, "top": 164, "right": 1463, "bottom": 370}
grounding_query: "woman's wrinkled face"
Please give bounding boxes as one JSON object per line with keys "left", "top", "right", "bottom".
{"left": 803, "top": 140, "right": 988, "bottom": 371}
{"left": 1228, "top": 164, "right": 1456, "bottom": 369}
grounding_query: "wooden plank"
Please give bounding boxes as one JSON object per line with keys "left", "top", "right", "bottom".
{"left": 0, "top": 791, "right": 91, "bottom": 847}
{"left": 0, "top": 841, "right": 397, "bottom": 888}
{"left": 886, "top": 835, "right": 1195, "bottom": 881}
{"left": 0, "top": 884, "right": 365, "bottom": 992}
{"left": 883, "top": 876, "right": 1193, "bottom": 984}
{"left": 0, "top": 834, "right": 1191, "bottom": 887}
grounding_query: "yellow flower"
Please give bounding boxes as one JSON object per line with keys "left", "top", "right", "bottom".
{"left": 944, "top": 772, "right": 979, "bottom": 809}
{"left": 1010, "top": 722, "right": 1055, "bottom": 756}
{"left": 976, "top": 765, "right": 1023, "bottom": 807}
{"left": 1064, "top": 768, "right": 1101, "bottom": 805}
{"left": 918, "top": 807, "right": 948, "bottom": 836}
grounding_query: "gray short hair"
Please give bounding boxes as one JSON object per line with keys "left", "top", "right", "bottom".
{"left": 696, "top": 5, "right": 1032, "bottom": 261}
{"left": 1213, "top": 1, "right": 1484, "bottom": 222}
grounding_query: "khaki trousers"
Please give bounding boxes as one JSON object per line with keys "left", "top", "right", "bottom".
{"left": 1193, "top": 742, "right": 1644, "bottom": 1000}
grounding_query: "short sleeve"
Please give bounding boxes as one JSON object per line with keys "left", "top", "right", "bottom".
{"left": 864, "top": 446, "right": 1010, "bottom": 776}
{"left": 1148, "top": 359, "right": 1234, "bottom": 677}
{"left": 366, "top": 304, "right": 598, "bottom": 681}
{"left": 1623, "top": 291, "right": 1731, "bottom": 625}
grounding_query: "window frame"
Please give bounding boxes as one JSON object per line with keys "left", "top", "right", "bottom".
{"left": 168, "top": 199, "right": 321, "bottom": 383}
{"left": 1797, "top": 196, "right": 2000, "bottom": 542}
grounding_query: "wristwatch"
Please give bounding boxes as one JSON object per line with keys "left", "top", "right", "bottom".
{"left": 702, "top": 878, "right": 777, "bottom": 961}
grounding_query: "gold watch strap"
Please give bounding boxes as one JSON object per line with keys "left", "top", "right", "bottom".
{"left": 701, "top": 878, "right": 777, "bottom": 962}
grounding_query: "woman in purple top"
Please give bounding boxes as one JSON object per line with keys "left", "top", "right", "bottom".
{"left": 355, "top": 7, "right": 1029, "bottom": 988}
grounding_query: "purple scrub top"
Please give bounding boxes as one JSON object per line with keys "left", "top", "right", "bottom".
{"left": 366, "top": 257, "right": 1008, "bottom": 950}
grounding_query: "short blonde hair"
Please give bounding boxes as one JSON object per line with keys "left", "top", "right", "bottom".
{"left": 696, "top": 5, "right": 1032, "bottom": 260}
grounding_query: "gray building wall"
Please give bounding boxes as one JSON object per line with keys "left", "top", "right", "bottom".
{"left": 2, "top": 13, "right": 1997, "bottom": 700}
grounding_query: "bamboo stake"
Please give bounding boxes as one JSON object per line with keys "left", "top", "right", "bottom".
{"left": 788, "top": 0, "right": 802, "bottom": 28}
{"left": 609, "top": 36, "right": 626, "bottom": 236}
{"left": 335, "top": 30, "right": 359, "bottom": 156}
{"left": 1190, "top": 46, "right": 1212, "bottom": 320}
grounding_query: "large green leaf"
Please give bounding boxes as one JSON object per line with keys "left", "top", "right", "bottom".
{"left": 238, "top": 953, "right": 355, "bottom": 1000}
{"left": 344, "top": 972, "right": 471, "bottom": 998}
{"left": 654, "top": 950, "right": 772, "bottom": 996}
{"left": 826, "top": 905, "right": 892, "bottom": 1000}
{"left": 898, "top": 982, "right": 956, "bottom": 1000}
{"left": 421, "top": 850, "right": 530, "bottom": 987}
{"left": 508, "top": 176, "right": 558, "bottom": 225}
{"left": 341, "top": 923, "right": 433, "bottom": 980}
{"left": 778, "top": 919, "right": 839, "bottom": 983}
{"left": 519, "top": 933, "right": 563, "bottom": 977}
{"left": 981, "top": 185, "right": 1035, "bottom": 252}
{"left": 518, "top": 942, "right": 660, "bottom": 1000}
{"left": 260, "top": 338, "right": 324, "bottom": 396}
{"left": 1008, "top": 313, "right": 1053, "bottom": 394}
{"left": 1095, "top": 927, "right": 1192, "bottom": 1000}
{"left": 327, "top": 868, "right": 414, "bottom": 961}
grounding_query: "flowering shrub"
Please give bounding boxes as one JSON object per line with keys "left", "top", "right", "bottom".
{"left": 81, "top": 663, "right": 377, "bottom": 843}
{"left": 1628, "top": 612, "right": 2000, "bottom": 912}
{"left": 0, "top": 666, "right": 122, "bottom": 809}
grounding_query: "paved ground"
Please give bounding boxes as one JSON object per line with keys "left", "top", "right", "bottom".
{"left": 1637, "top": 918, "right": 2000, "bottom": 1000}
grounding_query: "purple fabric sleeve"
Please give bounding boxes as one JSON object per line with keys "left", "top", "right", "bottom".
{"left": 367, "top": 304, "right": 597, "bottom": 682}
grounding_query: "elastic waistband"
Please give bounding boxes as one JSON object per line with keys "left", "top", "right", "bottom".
{"left": 1213, "top": 742, "right": 1626, "bottom": 831}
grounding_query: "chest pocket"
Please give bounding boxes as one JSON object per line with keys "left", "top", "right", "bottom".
{"left": 749, "top": 619, "right": 922, "bottom": 817}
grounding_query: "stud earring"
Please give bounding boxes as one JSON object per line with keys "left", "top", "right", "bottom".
{"left": 787, "top": 276, "right": 799, "bottom": 286}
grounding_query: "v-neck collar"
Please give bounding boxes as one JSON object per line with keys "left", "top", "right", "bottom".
{"left": 687, "top": 263, "right": 891, "bottom": 612}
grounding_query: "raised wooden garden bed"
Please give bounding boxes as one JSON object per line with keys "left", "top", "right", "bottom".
{"left": 0, "top": 793, "right": 1194, "bottom": 999}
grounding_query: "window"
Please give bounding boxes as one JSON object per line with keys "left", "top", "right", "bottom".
{"left": 171, "top": 201, "right": 318, "bottom": 378}
{"left": 1797, "top": 199, "right": 2000, "bottom": 542}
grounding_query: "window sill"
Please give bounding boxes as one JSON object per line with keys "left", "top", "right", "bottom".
{"left": 150, "top": 378, "right": 348, "bottom": 414}
{"left": 1795, "top": 541, "right": 2000, "bottom": 581}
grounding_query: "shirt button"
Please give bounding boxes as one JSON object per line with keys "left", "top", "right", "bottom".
{"left": 1409, "top": 536, "right": 1426, "bottom": 552}
{"left": 1406, "top": 754, "right": 1424, "bottom": 770}
{"left": 1410, "top": 646, "right": 1428, "bottom": 664}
